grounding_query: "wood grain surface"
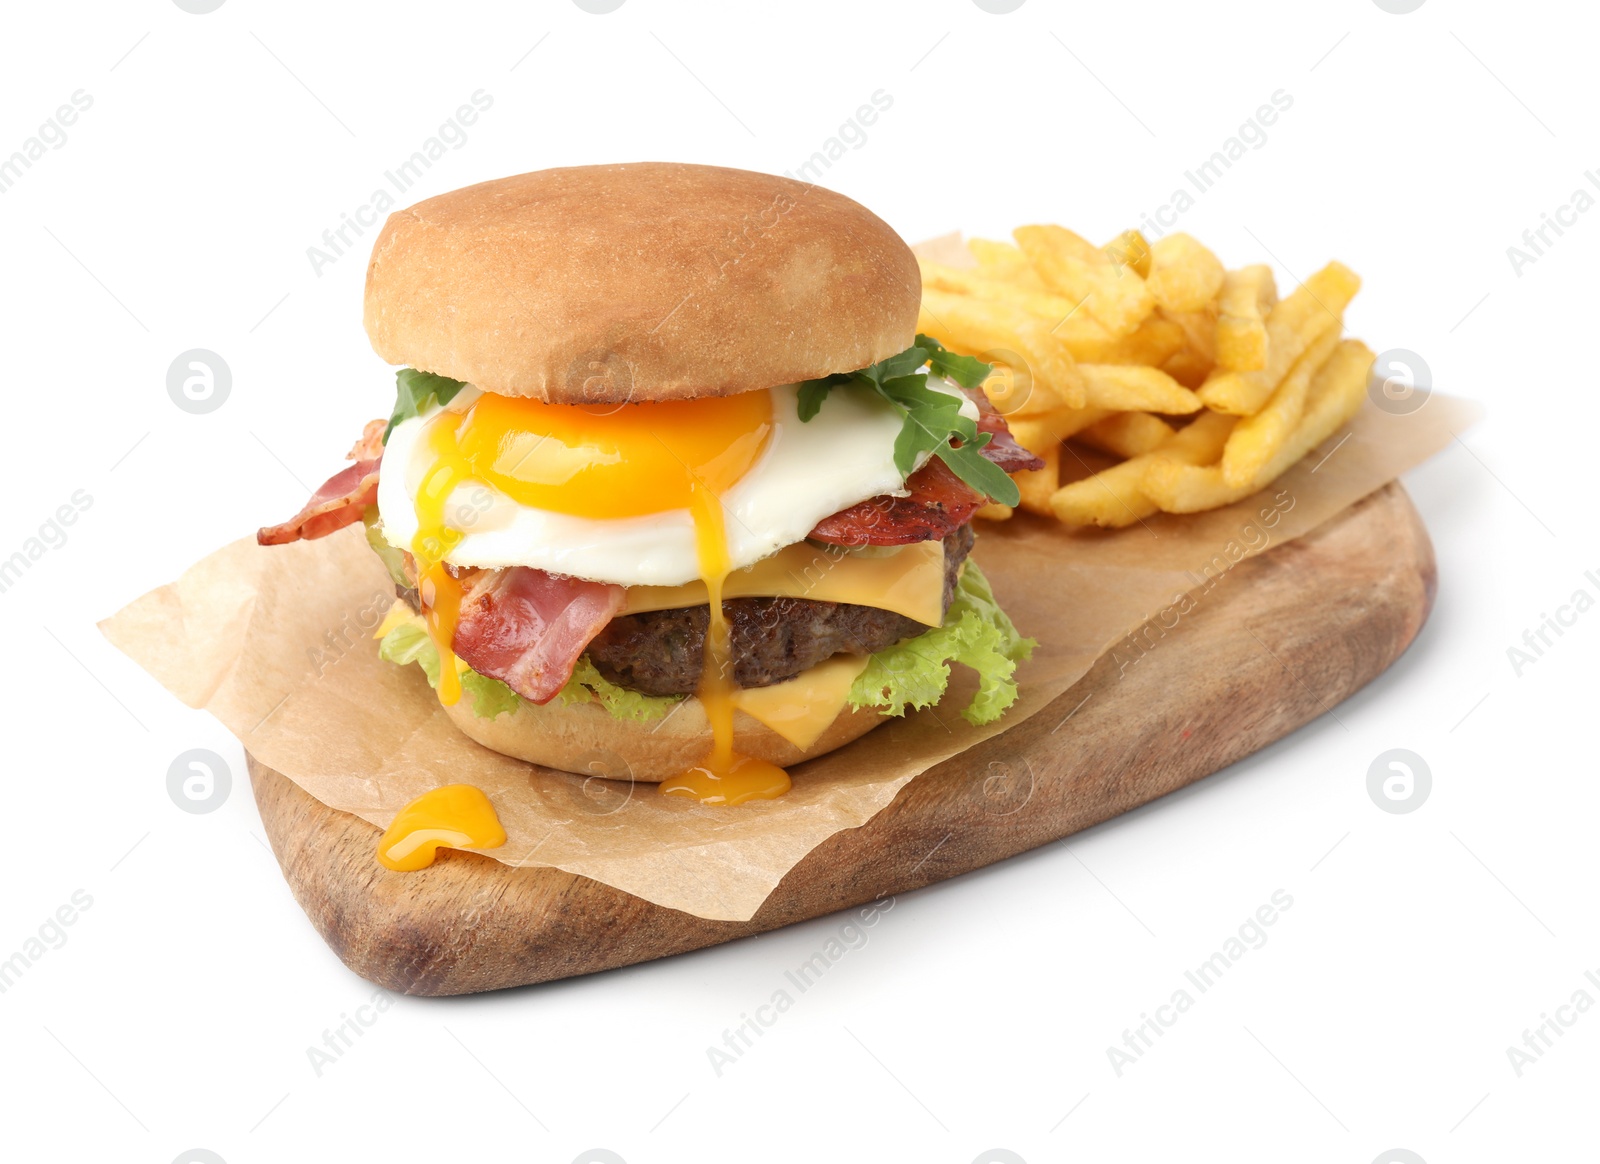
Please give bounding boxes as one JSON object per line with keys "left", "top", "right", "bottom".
{"left": 250, "top": 482, "right": 1435, "bottom": 996}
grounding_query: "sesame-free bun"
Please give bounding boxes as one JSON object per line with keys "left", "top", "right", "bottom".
{"left": 440, "top": 680, "right": 887, "bottom": 783}
{"left": 363, "top": 163, "right": 921, "bottom": 404}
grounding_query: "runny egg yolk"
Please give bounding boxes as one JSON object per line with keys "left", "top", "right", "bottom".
{"left": 376, "top": 783, "right": 506, "bottom": 871}
{"left": 656, "top": 479, "right": 793, "bottom": 807}
{"left": 409, "top": 388, "right": 790, "bottom": 805}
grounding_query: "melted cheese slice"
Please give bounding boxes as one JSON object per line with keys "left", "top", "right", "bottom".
{"left": 622, "top": 540, "right": 945, "bottom": 626}
{"left": 377, "top": 598, "right": 876, "bottom": 752}
{"left": 732, "top": 654, "right": 872, "bottom": 751}
{"left": 374, "top": 536, "right": 930, "bottom": 754}
{"left": 375, "top": 599, "right": 414, "bottom": 641}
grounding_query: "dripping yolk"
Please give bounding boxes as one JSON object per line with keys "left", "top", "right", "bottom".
{"left": 408, "top": 388, "right": 774, "bottom": 706}
{"left": 656, "top": 478, "right": 792, "bottom": 806}
{"left": 406, "top": 386, "right": 791, "bottom": 805}
{"left": 377, "top": 784, "right": 506, "bottom": 872}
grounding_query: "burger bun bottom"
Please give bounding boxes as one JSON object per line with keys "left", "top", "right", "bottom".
{"left": 440, "top": 681, "right": 887, "bottom": 783}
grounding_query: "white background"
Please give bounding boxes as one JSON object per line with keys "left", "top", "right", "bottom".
{"left": 0, "top": 1, "right": 1592, "bottom": 1161}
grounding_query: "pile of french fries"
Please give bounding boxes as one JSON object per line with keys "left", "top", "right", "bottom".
{"left": 917, "top": 226, "right": 1375, "bottom": 527}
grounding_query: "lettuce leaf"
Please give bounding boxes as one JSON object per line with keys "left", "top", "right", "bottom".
{"left": 362, "top": 509, "right": 411, "bottom": 589}
{"left": 376, "top": 620, "right": 441, "bottom": 684}
{"left": 376, "top": 561, "right": 1030, "bottom": 730}
{"left": 558, "top": 657, "right": 683, "bottom": 722}
{"left": 462, "top": 669, "right": 522, "bottom": 719}
{"left": 849, "top": 560, "right": 1034, "bottom": 726}
{"left": 375, "top": 619, "right": 678, "bottom": 722}
{"left": 376, "top": 620, "right": 519, "bottom": 718}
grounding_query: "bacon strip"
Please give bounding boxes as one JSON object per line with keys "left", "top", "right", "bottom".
{"left": 346, "top": 418, "right": 387, "bottom": 462}
{"left": 971, "top": 386, "right": 1047, "bottom": 473}
{"left": 452, "top": 567, "right": 626, "bottom": 704}
{"left": 975, "top": 427, "right": 1044, "bottom": 475}
{"left": 256, "top": 460, "right": 381, "bottom": 545}
{"left": 256, "top": 419, "right": 387, "bottom": 546}
{"left": 809, "top": 458, "right": 985, "bottom": 547}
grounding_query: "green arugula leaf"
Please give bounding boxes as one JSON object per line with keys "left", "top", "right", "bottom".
{"left": 797, "top": 340, "right": 1020, "bottom": 506}
{"left": 796, "top": 377, "right": 842, "bottom": 422}
{"left": 917, "top": 333, "right": 993, "bottom": 389}
{"left": 875, "top": 372, "right": 965, "bottom": 418}
{"left": 861, "top": 344, "right": 935, "bottom": 385}
{"left": 877, "top": 374, "right": 961, "bottom": 477}
{"left": 937, "top": 439, "right": 1018, "bottom": 505}
{"left": 384, "top": 368, "right": 468, "bottom": 444}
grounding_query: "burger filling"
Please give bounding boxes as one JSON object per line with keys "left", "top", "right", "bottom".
{"left": 259, "top": 338, "right": 1040, "bottom": 729}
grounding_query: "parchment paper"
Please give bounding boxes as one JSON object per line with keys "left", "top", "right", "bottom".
{"left": 98, "top": 239, "right": 1481, "bottom": 921}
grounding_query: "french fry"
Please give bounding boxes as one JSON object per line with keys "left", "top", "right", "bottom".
{"left": 1014, "top": 442, "right": 1060, "bottom": 517}
{"left": 1156, "top": 305, "right": 1218, "bottom": 388}
{"left": 1079, "top": 412, "right": 1177, "bottom": 458}
{"left": 1049, "top": 312, "right": 1122, "bottom": 357}
{"left": 1078, "top": 364, "right": 1203, "bottom": 414}
{"left": 919, "top": 259, "right": 1079, "bottom": 322}
{"left": 1014, "top": 224, "right": 1155, "bottom": 336}
{"left": 1145, "top": 233, "right": 1225, "bottom": 312}
{"left": 1048, "top": 457, "right": 1158, "bottom": 529}
{"left": 1103, "top": 229, "right": 1153, "bottom": 279}
{"left": 1063, "top": 313, "right": 1185, "bottom": 367}
{"left": 1198, "top": 261, "right": 1360, "bottom": 416}
{"left": 965, "top": 240, "right": 1066, "bottom": 306}
{"left": 1008, "top": 409, "right": 1112, "bottom": 451}
{"left": 976, "top": 363, "right": 1041, "bottom": 417}
{"left": 1015, "top": 223, "right": 1104, "bottom": 264}
{"left": 967, "top": 238, "right": 1044, "bottom": 287}
{"left": 918, "top": 287, "right": 1087, "bottom": 408}
{"left": 1141, "top": 339, "right": 1375, "bottom": 512}
{"left": 920, "top": 260, "right": 1119, "bottom": 363}
{"left": 1049, "top": 410, "right": 1236, "bottom": 528}
{"left": 1220, "top": 325, "right": 1340, "bottom": 486}
{"left": 970, "top": 357, "right": 1071, "bottom": 417}
{"left": 1161, "top": 305, "right": 1219, "bottom": 365}
{"left": 1001, "top": 378, "right": 1082, "bottom": 419}
{"left": 966, "top": 349, "right": 1074, "bottom": 416}
{"left": 1215, "top": 264, "right": 1277, "bottom": 372}
{"left": 1162, "top": 347, "right": 1213, "bottom": 389}
{"left": 925, "top": 230, "right": 1371, "bottom": 532}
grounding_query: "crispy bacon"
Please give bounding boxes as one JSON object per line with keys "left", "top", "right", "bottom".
{"left": 970, "top": 386, "right": 1046, "bottom": 473}
{"left": 452, "top": 567, "right": 626, "bottom": 704}
{"left": 809, "top": 458, "right": 986, "bottom": 547}
{"left": 346, "top": 418, "right": 387, "bottom": 462}
{"left": 810, "top": 389, "right": 1044, "bottom": 546}
{"left": 256, "top": 419, "right": 387, "bottom": 546}
{"left": 975, "top": 427, "right": 1044, "bottom": 474}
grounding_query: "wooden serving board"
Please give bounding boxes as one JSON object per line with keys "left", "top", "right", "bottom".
{"left": 251, "top": 482, "right": 1434, "bottom": 996}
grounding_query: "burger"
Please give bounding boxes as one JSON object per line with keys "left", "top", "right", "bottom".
{"left": 257, "top": 162, "right": 1041, "bottom": 805}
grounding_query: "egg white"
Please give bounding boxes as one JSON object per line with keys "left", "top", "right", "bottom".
{"left": 377, "top": 378, "right": 977, "bottom": 588}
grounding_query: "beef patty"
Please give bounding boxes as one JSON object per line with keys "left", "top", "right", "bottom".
{"left": 586, "top": 524, "right": 975, "bottom": 696}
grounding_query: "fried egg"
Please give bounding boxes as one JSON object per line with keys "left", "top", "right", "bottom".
{"left": 377, "top": 377, "right": 976, "bottom": 588}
